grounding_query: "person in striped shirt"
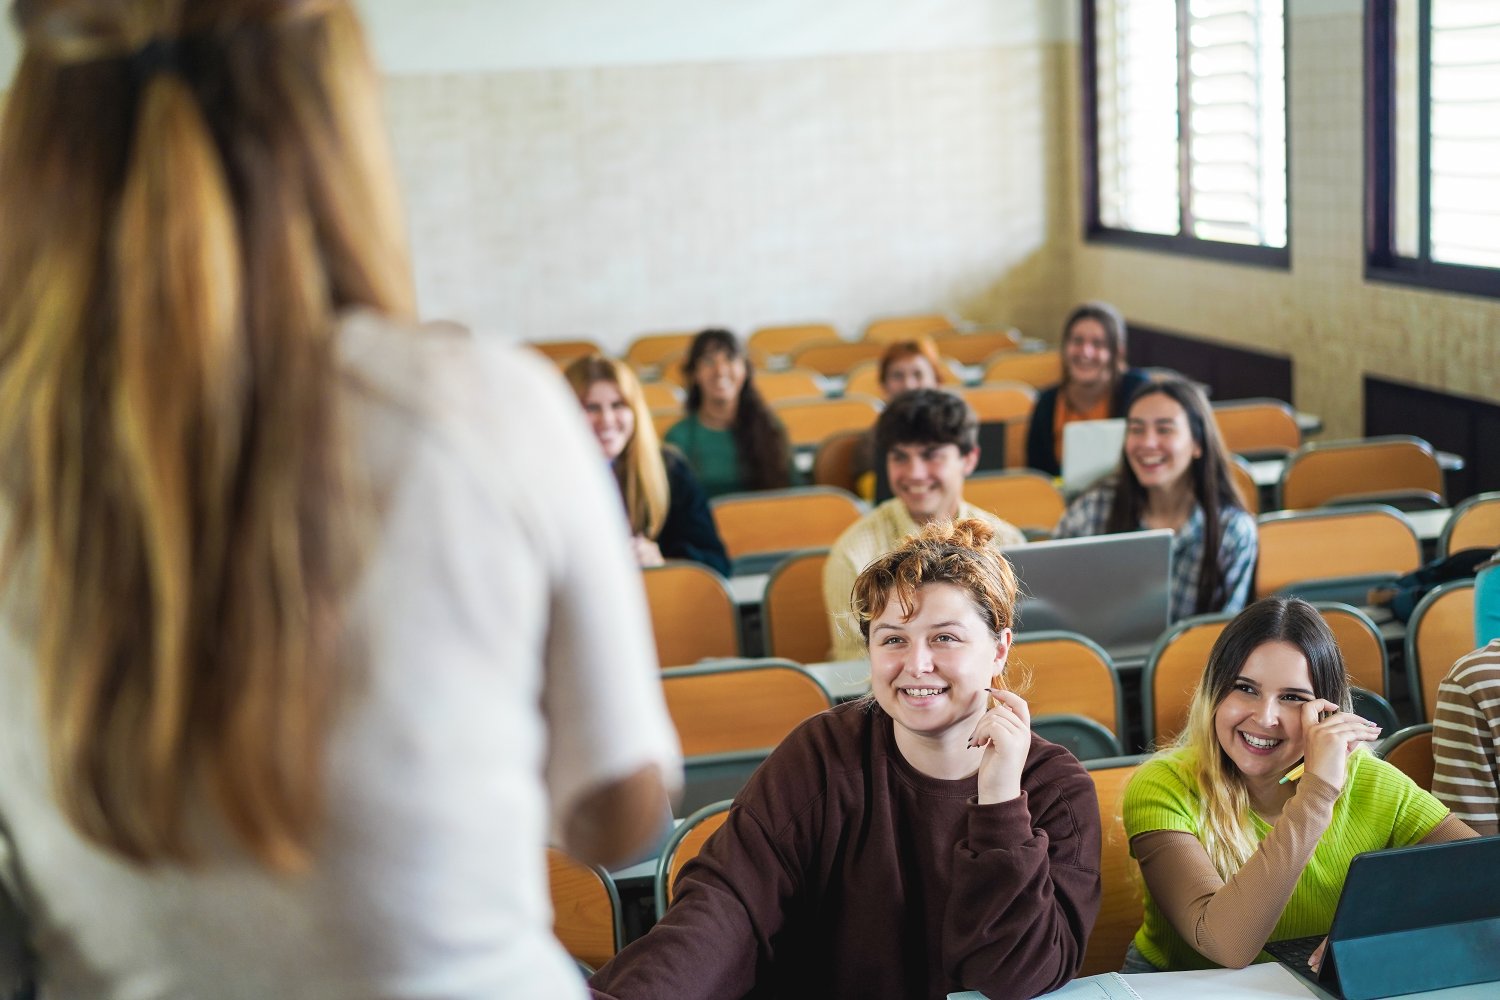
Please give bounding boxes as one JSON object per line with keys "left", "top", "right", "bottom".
{"left": 1432, "top": 639, "right": 1500, "bottom": 836}
{"left": 1121, "top": 597, "right": 1478, "bottom": 973}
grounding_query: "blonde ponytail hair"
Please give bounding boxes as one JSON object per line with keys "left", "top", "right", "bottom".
{"left": 0, "top": 0, "right": 413, "bottom": 870}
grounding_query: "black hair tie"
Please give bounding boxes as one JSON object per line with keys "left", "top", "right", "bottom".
{"left": 130, "top": 37, "right": 180, "bottom": 84}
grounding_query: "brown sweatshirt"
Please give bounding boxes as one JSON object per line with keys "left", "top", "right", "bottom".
{"left": 590, "top": 701, "right": 1102, "bottom": 1000}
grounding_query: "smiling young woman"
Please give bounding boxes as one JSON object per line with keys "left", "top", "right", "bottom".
{"left": 1120, "top": 597, "right": 1478, "bottom": 973}
{"left": 589, "top": 519, "right": 1101, "bottom": 1000}
{"left": 564, "top": 354, "right": 729, "bottom": 574}
{"left": 1054, "top": 376, "right": 1256, "bottom": 622}
{"left": 1024, "top": 302, "right": 1148, "bottom": 476}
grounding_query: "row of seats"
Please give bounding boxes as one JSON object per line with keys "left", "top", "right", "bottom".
{"left": 551, "top": 718, "right": 1442, "bottom": 980}
{"left": 531, "top": 314, "right": 1024, "bottom": 374}
{"left": 646, "top": 494, "right": 1497, "bottom": 672}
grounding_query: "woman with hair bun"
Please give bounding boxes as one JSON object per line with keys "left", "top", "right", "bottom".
{"left": 0, "top": 2, "right": 679, "bottom": 997}
{"left": 664, "top": 328, "right": 791, "bottom": 498}
{"left": 1122, "top": 597, "right": 1476, "bottom": 973}
{"left": 564, "top": 354, "right": 729, "bottom": 574}
{"left": 591, "top": 519, "right": 1102, "bottom": 1000}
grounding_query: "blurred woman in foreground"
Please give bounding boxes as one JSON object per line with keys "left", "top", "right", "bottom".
{"left": 0, "top": 2, "right": 677, "bottom": 997}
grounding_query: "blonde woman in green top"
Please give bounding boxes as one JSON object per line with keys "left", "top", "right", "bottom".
{"left": 1121, "top": 597, "right": 1478, "bottom": 973}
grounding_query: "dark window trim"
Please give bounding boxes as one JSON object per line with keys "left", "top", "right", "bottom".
{"left": 1080, "top": 0, "right": 1292, "bottom": 271}
{"left": 1364, "top": 0, "right": 1500, "bottom": 300}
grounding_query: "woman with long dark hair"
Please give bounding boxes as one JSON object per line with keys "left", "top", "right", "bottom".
{"left": 1121, "top": 597, "right": 1475, "bottom": 972}
{"left": 1054, "top": 377, "right": 1256, "bottom": 621}
{"left": 664, "top": 328, "right": 790, "bottom": 498}
{"left": 0, "top": 2, "right": 678, "bottom": 996}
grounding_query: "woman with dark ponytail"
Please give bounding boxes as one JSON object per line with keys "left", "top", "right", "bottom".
{"left": 0, "top": 2, "right": 678, "bottom": 996}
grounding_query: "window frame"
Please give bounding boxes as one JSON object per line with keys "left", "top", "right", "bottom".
{"left": 1081, "top": 0, "right": 1292, "bottom": 269}
{"left": 1365, "top": 0, "right": 1500, "bottom": 299}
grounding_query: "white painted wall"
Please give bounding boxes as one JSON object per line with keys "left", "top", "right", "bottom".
{"left": 357, "top": 0, "right": 1069, "bottom": 74}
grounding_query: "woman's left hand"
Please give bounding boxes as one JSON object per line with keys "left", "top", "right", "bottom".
{"left": 970, "top": 688, "right": 1030, "bottom": 804}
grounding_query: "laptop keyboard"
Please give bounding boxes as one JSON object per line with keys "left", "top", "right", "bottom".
{"left": 1264, "top": 935, "right": 1339, "bottom": 997}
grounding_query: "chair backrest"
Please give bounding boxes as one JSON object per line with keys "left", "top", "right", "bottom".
{"left": 958, "top": 383, "right": 1036, "bottom": 422}
{"left": 655, "top": 800, "right": 734, "bottom": 917}
{"left": 652, "top": 407, "right": 683, "bottom": 439}
{"left": 811, "top": 430, "right": 866, "bottom": 495}
{"left": 643, "top": 561, "right": 740, "bottom": 667}
{"left": 1406, "top": 579, "right": 1477, "bottom": 722}
{"left": 862, "top": 313, "right": 956, "bottom": 343}
{"left": 982, "top": 351, "right": 1063, "bottom": 390}
{"left": 842, "top": 361, "right": 883, "bottom": 399}
{"left": 710, "top": 487, "right": 865, "bottom": 561}
{"left": 792, "top": 339, "right": 888, "bottom": 375}
{"left": 1376, "top": 723, "right": 1436, "bottom": 791}
{"left": 1031, "top": 714, "right": 1123, "bottom": 761}
{"left": 1350, "top": 687, "right": 1400, "bottom": 733}
{"left": 1007, "top": 631, "right": 1123, "bottom": 737}
{"left": 1255, "top": 506, "right": 1422, "bottom": 600}
{"left": 1141, "top": 613, "right": 1236, "bottom": 747}
{"left": 1441, "top": 491, "right": 1500, "bottom": 557}
{"left": 1229, "top": 454, "right": 1260, "bottom": 515}
{"left": 931, "top": 329, "right": 1022, "bottom": 366}
{"left": 1081, "top": 755, "right": 1150, "bottom": 977}
{"left": 528, "top": 338, "right": 604, "bottom": 367}
{"left": 754, "top": 367, "right": 827, "bottom": 403}
{"left": 1279, "top": 435, "right": 1444, "bottom": 510}
{"left": 625, "top": 331, "right": 696, "bottom": 368}
{"left": 772, "top": 395, "right": 882, "bottom": 448}
{"left": 1212, "top": 398, "right": 1301, "bottom": 457}
{"left": 660, "top": 659, "right": 833, "bottom": 757}
{"left": 547, "top": 848, "right": 622, "bottom": 973}
{"left": 749, "top": 323, "right": 840, "bottom": 359}
{"left": 639, "top": 380, "right": 682, "bottom": 410}
{"left": 762, "top": 549, "right": 834, "bottom": 664}
{"left": 963, "top": 470, "right": 1067, "bottom": 536}
{"left": 1316, "top": 602, "right": 1390, "bottom": 697}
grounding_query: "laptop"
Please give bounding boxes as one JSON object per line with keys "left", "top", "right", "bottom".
{"left": 1001, "top": 529, "right": 1172, "bottom": 664}
{"left": 1061, "top": 417, "right": 1125, "bottom": 495}
{"left": 1264, "top": 835, "right": 1500, "bottom": 1000}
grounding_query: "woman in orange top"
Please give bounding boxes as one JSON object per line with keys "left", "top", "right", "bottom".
{"left": 1024, "top": 302, "right": 1148, "bottom": 476}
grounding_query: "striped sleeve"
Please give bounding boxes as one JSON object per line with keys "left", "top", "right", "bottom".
{"left": 1432, "top": 642, "right": 1500, "bottom": 836}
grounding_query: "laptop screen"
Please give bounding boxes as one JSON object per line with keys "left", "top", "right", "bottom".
{"left": 1002, "top": 529, "right": 1173, "bottom": 662}
{"left": 1061, "top": 417, "right": 1126, "bottom": 496}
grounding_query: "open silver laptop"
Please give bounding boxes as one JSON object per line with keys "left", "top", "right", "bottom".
{"left": 1002, "top": 529, "right": 1173, "bottom": 665}
{"left": 1061, "top": 417, "right": 1126, "bottom": 495}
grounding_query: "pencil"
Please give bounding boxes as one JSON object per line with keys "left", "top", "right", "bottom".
{"left": 1278, "top": 762, "right": 1305, "bottom": 785}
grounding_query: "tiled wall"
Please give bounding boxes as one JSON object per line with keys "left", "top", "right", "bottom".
{"left": 1064, "top": 9, "right": 1500, "bottom": 440}
{"left": 383, "top": 42, "right": 1074, "bottom": 353}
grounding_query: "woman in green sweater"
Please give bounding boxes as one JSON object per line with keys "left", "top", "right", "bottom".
{"left": 1122, "top": 596, "right": 1477, "bottom": 973}
{"left": 664, "top": 329, "right": 790, "bottom": 498}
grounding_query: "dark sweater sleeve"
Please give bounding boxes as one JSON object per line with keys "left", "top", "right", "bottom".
{"left": 657, "top": 448, "right": 731, "bottom": 575}
{"left": 1025, "top": 389, "right": 1060, "bottom": 476}
{"left": 1112, "top": 369, "right": 1150, "bottom": 414}
{"left": 941, "top": 740, "right": 1102, "bottom": 999}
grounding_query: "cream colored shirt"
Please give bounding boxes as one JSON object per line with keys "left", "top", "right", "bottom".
{"left": 821, "top": 498, "right": 1024, "bottom": 660}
